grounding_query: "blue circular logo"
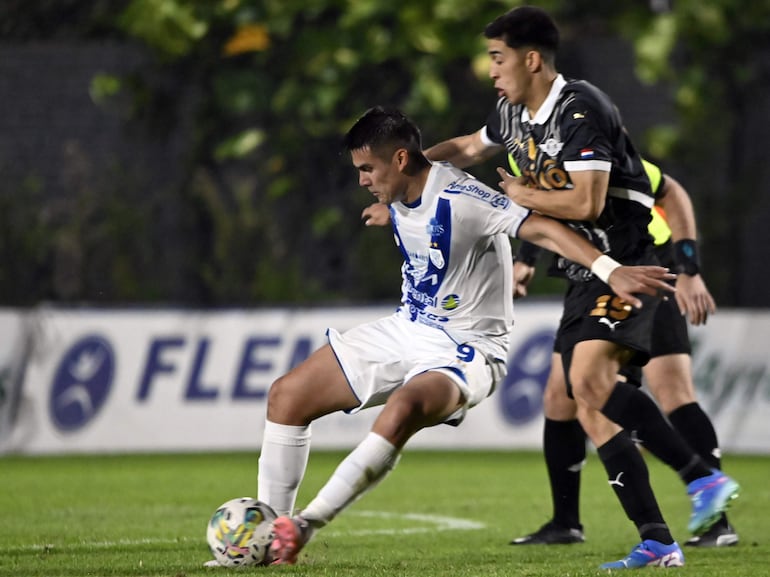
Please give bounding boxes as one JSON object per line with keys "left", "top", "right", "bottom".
{"left": 499, "top": 329, "right": 555, "bottom": 425}
{"left": 49, "top": 335, "right": 115, "bottom": 432}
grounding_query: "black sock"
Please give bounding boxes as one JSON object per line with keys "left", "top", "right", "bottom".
{"left": 601, "top": 382, "right": 712, "bottom": 483}
{"left": 544, "top": 418, "right": 585, "bottom": 530}
{"left": 668, "top": 402, "right": 721, "bottom": 470}
{"left": 669, "top": 402, "right": 730, "bottom": 527}
{"left": 597, "top": 431, "right": 673, "bottom": 545}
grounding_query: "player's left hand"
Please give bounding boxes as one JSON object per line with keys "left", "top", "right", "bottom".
{"left": 361, "top": 203, "right": 391, "bottom": 227}
{"left": 608, "top": 266, "right": 677, "bottom": 309}
{"left": 513, "top": 260, "right": 536, "bottom": 299}
{"left": 496, "top": 168, "right": 532, "bottom": 205}
{"left": 674, "top": 273, "right": 716, "bottom": 325}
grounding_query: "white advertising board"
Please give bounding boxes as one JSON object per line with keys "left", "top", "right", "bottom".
{"left": 1, "top": 305, "right": 768, "bottom": 454}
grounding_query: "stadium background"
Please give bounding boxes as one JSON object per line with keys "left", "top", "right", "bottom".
{"left": 1, "top": 1, "right": 769, "bottom": 454}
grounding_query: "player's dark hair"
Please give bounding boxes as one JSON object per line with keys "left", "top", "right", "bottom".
{"left": 343, "top": 106, "right": 424, "bottom": 160}
{"left": 484, "top": 6, "right": 559, "bottom": 64}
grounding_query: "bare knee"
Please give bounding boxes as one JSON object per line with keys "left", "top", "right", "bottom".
{"left": 644, "top": 355, "right": 696, "bottom": 414}
{"left": 540, "top": 354, "right": 577, "bottom": 420}
{"left": 569, "top": 369, "right": 613, "bottom": 411}
{"left": 649, "top": 383, "right": 694, "bottom": 414}
{"left": 542, "top": 375, "right": 577, "bottom": 420}
{"left": 266, "top": 374, "right": 311, "bottom": 425}
{"left": 373, "top": 390, "right": 435, "bottom": 448}
{"left": 576, "top": 403, "right": 621, "bottom": 446}
{"left": 377, "top": 395, "right": 424, "bottom": 442}
{"left": 267, "top": 345, "right": 360, "bottom": 425}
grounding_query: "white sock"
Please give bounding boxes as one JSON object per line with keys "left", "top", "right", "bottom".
{"left": 300, "top": 432, "right": 400, "bottom": 528}
{"left": 257, "top": 420, "right": 311, "bottom": 517}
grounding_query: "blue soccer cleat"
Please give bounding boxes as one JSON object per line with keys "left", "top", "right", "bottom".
{"left": 687, "top": 470, "right": 740, "bottom": 535}
{"left": 600, "top": 540, "right": 684, "bottom": 569}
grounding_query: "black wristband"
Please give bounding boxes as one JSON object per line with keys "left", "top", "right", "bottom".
{"left": 673, "top": 239, "right": 700, "bottom": 276}
{"left": 515, "top": 241, "right": 542, "bottom": 266}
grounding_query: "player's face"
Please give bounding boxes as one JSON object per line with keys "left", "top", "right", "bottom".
{"left": 487, "top": 38, "right": 532, "bottom": 106}
{"left": 350, "top": 146, "right": 407, "bottom": 205}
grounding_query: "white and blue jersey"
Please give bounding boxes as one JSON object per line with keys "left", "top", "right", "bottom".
{"left": 389, "top": 161, "right": 532, "bottom": 356}
{"left": 326, "top": 161, "right": 532, "bottom": 421}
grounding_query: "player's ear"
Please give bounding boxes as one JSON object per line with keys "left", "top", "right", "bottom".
{"left": 394, "top": 148, "right": 409, "bottom": 170}
{"left": 526, "top": 49, "right": 542, "bottom": 73}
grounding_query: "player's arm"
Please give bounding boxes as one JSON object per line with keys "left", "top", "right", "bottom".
{"left": 512, "top": 241, "right": 542, "bottom": 299}
{"left": 364, "top": 129, "right": 502, "bottom": 226}
{"left": 513, "top": 259, "right": 536, "bottom": 299}
{"left": 424, "top": 130, "right": 502, "bottom": 169}
{"left": 517, "top": 213, "right": 675, "bottom": 308}
{"left": 656, "top": 174, "right": 716, "bottom": 324}
{"left": 497, "top": 167, "right": 607, "bottom": 221}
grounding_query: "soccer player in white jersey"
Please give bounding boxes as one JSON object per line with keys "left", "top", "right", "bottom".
{"left": 256, "top": 106, "right": 675, "bottom": 565}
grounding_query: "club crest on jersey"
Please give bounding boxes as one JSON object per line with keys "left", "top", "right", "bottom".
{"left": 429, "top": 247, "right": 445, "bottom": 269}
{"left": 425, "top": 218, "right": 444, "bottom": 236}
{"left": 441, "top": 294, "right": 460, "bottom": 310}
{"left": 538, "top": 138, "right": 564, "bottom": 157}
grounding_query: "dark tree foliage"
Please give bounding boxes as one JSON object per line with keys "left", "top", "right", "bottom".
{"left": 1, "top": 0, "right": 768, "bottom": 306}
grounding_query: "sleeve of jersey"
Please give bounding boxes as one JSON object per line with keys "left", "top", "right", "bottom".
{"left": 482, "top": 105, "right": 504, "bottom": 145}
{"left": 456, "top": 189, "right": 533, "bottom": 239}
{"left": 560, "top": 99, "right": 612, "bottom": 174}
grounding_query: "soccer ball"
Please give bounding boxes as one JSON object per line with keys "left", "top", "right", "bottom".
{"left": 206, "top": 497, "right": 277, "bottom": 566}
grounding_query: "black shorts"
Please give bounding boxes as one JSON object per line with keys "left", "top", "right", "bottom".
{"left": 649, "top": 240, "right": 691, "bottom": 358}
{"left": 615, "top": 280, "right": 690, "bottom": 387}
{"left": 553, "top": 275, "right": 661, "bottom": 395}
{"left": 649, "top": 284, "right": 691, "bottom": 357}
{"left": 553, "top": 278, "right": 660, "bottom": 364}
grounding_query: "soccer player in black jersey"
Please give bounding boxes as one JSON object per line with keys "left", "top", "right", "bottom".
{"left": 509, "top": 159, "right": 738, "bottom": 549}
{"left": 412, "top": 5, "right": 739, "bottom": 569}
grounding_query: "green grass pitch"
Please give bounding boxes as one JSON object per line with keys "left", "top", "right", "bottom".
{"left": 1, "top": 450, "right": 767, "bottom": 576}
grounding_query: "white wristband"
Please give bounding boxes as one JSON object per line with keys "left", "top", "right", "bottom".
{"left": 590, "top": 254, "right": 621, "bottom": 284}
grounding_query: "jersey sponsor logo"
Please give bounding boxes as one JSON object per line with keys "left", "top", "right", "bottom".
{"left": 425, "top": 217, "right": 445, "bottom": 236}
{"left": 512, "top": 138, "right": 570, "bottom": 190}
{"left": 499, "top": 329, "right": 555, "bottom": 425}
{"left": 489, "top": 194, "right": 511, "bottom": 209}
{"left": 407, "top": 305, "right": 449, "bottom": 325}
{"left": 440, "top": 294, "right": 460, "bottom": 310}
{"left": 404, "top": 249, "right": 428, "bottom": 263}
{"left": 444, "top": 180, "right": 511, "bottom": 209}
{"left": 49, "top": 335, "right": 115, "bottom": 432}
{"left": 537, "top": 137, "right": 564, "bottom": 157}
{"left": 407, "top": 286, "right": 437, "bottom": 308}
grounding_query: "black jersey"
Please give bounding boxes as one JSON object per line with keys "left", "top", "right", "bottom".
{"left": 486, "top": 76, "right": 655, "bottom": 281}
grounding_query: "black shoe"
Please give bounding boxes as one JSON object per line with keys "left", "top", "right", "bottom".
{"left": 510, "top": 520, "right": 585, "bottom": 545}
{"left": 684, "top": 522, "right": 738, "bottom": 547}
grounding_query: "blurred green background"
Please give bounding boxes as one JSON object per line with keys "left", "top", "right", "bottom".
{"left": 1, "top": 0, "right": 768, "bottom": 307}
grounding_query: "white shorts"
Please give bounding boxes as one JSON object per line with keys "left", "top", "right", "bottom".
{"left": 327, "top": 314, "right": 505, "bottom": 426}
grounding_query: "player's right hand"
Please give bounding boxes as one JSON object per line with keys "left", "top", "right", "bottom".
{"left": 361, "top": 203, "right": 391, "bottom": 227}
{"left": 674, "top": 273, "right": 716, "bottom": 325}
{"left": 608, "top": 266, "right": 677, "bottom": 309}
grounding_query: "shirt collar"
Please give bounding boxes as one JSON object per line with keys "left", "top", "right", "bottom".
{"left": 521, "top": 74, "right": 566, "bottom": 125}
